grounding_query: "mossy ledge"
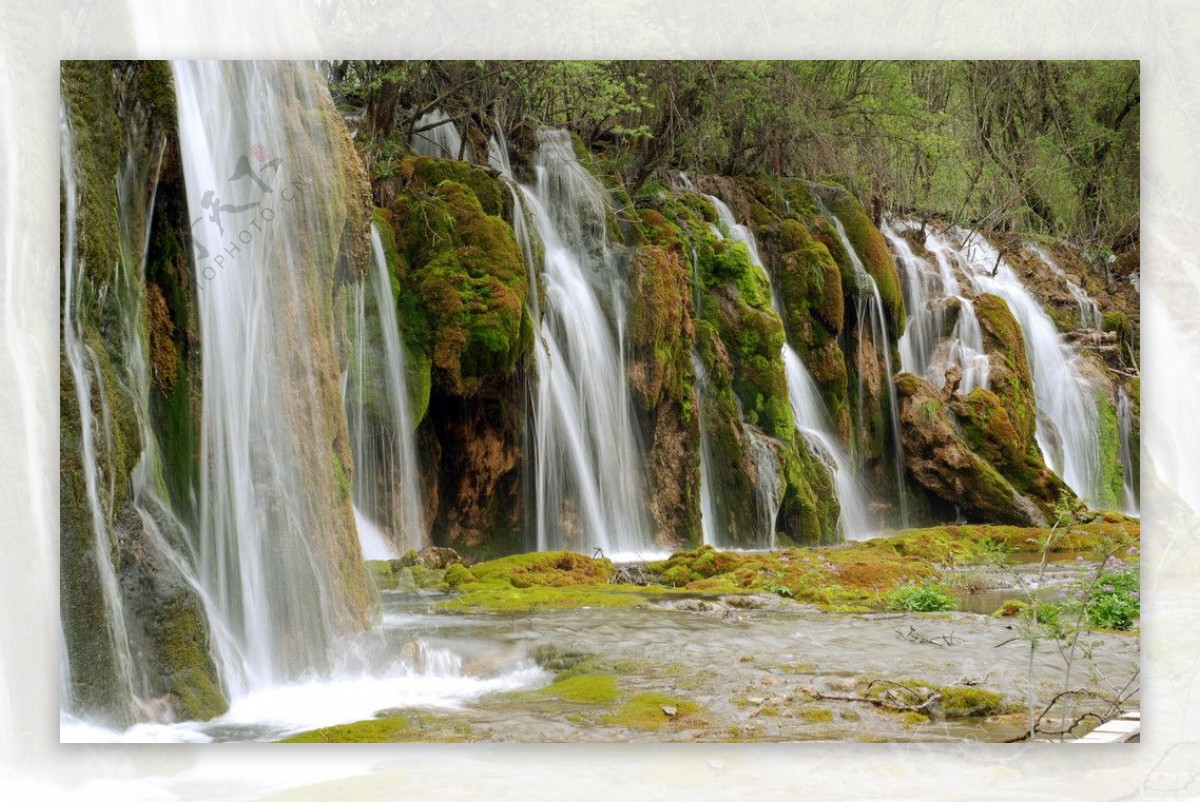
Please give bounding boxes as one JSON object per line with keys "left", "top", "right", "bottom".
{"left": 369, "top": 520, "right": 1137, "bottom": 614}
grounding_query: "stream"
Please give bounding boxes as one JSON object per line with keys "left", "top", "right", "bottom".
{"left": 63, "top": 558, "right": 1138, "bottom": 744}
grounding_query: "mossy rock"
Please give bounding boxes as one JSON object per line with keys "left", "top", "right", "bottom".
{"left": 397, "top": 155, "right": 508, "bottom": 218}
{"left": 973, "top": 293, "right": 1038, "bottom": 451}
{"left": 388, "top": 179, "right": 531, "bottom": 397}
{"left": 949, "top": 386, "right": 1072, "bottom": 516}
{"left": 157, "top": 591, "right": 229, "bottom": 721}
{"left": 895, "top": 373, "right": 1050, "bottom": 525}
{"left": 818, "top": 186, "right": 905, "bottom": 335}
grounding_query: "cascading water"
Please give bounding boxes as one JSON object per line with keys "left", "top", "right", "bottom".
{"left": 61, "top": 104, "right": 141, "bottom": 711}
{"left": 1118, "top": 387, "right": 1140, "bottom": 515}
{"left": 817, "top": 201, "right": 908, "bottom": 527}
{"left": 882, "top": 218, "right": 989, "bottom": 394}
{"left": 706, "top": 195, "right": 871, "bottom": 539}
{"left": 506, "top": 129, "right": 652, "bottom": 556}
{"left": 410, "top": 109, "right": 465, "bottom": 161}
{"left": 691, "top": 352, "right": 722, "bottom": 547}
{"left": 1028, "top": 242, "right": 1103, "bottom": 329}
{"left": 345, "top": 227, "right": 427, "bottom": 560}
{"left": 174, "top": 60, "right": 369, "bottom": 693}
{"left": 925, "top": 228, "right": 1103, "bottom": 504}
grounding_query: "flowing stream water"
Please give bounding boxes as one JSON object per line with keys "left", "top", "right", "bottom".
{"left": 175, "top": 60, "right": 378, "bottom": 693}
{"left": 409, "top": 108, "right": 466, "bottom": 161}
{"left": 1028, "top": 242, "right": 1103, "bottom": 329}
{"left": 818, "top": 202, "right": 909, "bottom": 527}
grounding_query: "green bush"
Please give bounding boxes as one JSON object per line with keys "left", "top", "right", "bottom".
{"left": 887, "top": 582, "right": 956, "bottom": 612}
{"left": 1085, "top": 568, "right": 1139, "bottom": 630}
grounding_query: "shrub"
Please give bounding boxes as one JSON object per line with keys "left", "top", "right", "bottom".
{"left": 886, "top": 582, "right": 956, "bottom": 612}
{"left": 1084, "top": 567, "right": 1139, "bottom": 630}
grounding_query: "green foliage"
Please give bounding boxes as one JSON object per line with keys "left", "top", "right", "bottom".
{"left": 886, "top": 582, "right": 956, "bottom": 612}
{"left": 335, "top": 60, "right": 1137, "bottom": 242}
{"left": 1084, "top": 567, "right": 1139, "bottom": 630}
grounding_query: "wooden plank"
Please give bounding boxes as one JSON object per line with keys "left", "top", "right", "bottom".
{"left": 1070, "top": 711, "right": 1140, "bottom": 743}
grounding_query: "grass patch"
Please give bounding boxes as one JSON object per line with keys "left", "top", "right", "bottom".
{"left": 601, "top": 693, "right": 704, "bottom": 731}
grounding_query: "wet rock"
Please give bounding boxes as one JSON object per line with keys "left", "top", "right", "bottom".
{"left": 895, "top": 373, "right": 1048, "bottom": 525}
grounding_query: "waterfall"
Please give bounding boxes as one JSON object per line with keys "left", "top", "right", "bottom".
{"left": 691, "top": 351, "right": 721, "bottom": 546}
{"left": 61, "top": 103, "right": 140, "bottom": 709}
{"left": 746, "top": 432, "right": 784, "bottom": 549}
{"left": 781, "top": 350, "right": 873, "bottom": 539}
{"left": 502, "top": 129, "right": 652, "bottom": 556}
{"left": 173, "top": 61, "right": 367, "bottom": 693}
{"left": 926, "top": 228, "right": 1103, "bottom": 504}
{"left": 1118, "top": 387, "right": 1140, "bottom": 515}
{"left": 818, "top": 202, "right": 908, "bottom": 527}
{"left": 410, "top": 109, "right": 465, "bottom": 161}
{"left": 345, "top": 227, "right": 427, "bottom": 560}
{"left": 882, "top": 218, "right": 989, "bottom": 394}
{"left": 705, "top": 195, "right": 871, "bottom": 539}
{"left": 1028, "top": 243, "right": 1103, "bottom": 329}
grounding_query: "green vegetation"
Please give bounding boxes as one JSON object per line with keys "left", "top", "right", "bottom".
{"left": 421, "top": 520, "right": 1138, "bottom": 614}
{"left": 1083, "top": 566, "right": 1140, "bottom": 630}
{"left": 278, "top": 712, "right": 474, "bottom": 743}
{"left": 886, "top": 582, "right": 956, "bottom": 613}
{"left": 333, "top": 60, "right": 1137, "bottom": 244}
{"left": 601, "top": 693, "right": 704, "bottom": 731}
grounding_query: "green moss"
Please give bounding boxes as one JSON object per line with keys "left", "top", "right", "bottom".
{"left": 938, "top": 686, "right": 1009, "bottom": 717}
{"left": 388, "top": 178, "right": 530, "bottom": 398}
{"left": 278, "top": 712, "right": 473, "bottom": 743}
{"left": 601, "top": 692, "right": 703, "bottom": 731}
{"left": 1095, "top": 390, "right": 1125, "bottom": 510}
{"left": 443, "top": 562, "right": 477, "bottom": 588}
{"left": 158, "top": 592, "right": 228, "bottom": 721}
{"left": 540, "top": 674, "right": 619, "bottom": 704}
{"left": 398, "top": 155, "right": 508, "bottom": 218}
{"left": 821, "top": 188, "right": 905, "bottom": 334}
{"left": 797, "top": 707, "right": 835, "bottom": 723}
{"left": 332, "top": 453, "right": 350, "bottom": 503}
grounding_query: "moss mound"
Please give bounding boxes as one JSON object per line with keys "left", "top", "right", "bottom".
{"left": 387, "top": 174, "right": 531, "bottom": 399}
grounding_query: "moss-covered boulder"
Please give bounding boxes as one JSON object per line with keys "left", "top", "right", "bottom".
{"left": 948, "top": 387, "right": 1073, "bottom": 515}
{"left": 895, "top": 373, "right": 1049, "bottom": 526}
{"left": 387, "top": 176, "right": 532, "bottom": 398}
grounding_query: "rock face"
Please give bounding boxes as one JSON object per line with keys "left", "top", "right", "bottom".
{"left": 626, "top": 215, "right": 701, "bottom": 546}
{"left": 380, "top": 157, "right": 533, "bottom": 552}
{"left": 61, "top": 61, "right": 226, "bottom": 726}
{"left": 895, "top": 374, "right": 1050, "bottom": 526}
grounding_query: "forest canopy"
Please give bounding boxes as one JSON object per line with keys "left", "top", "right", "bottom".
{"left": 330, "top": 60, "right": 1139, "bottom": 246}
